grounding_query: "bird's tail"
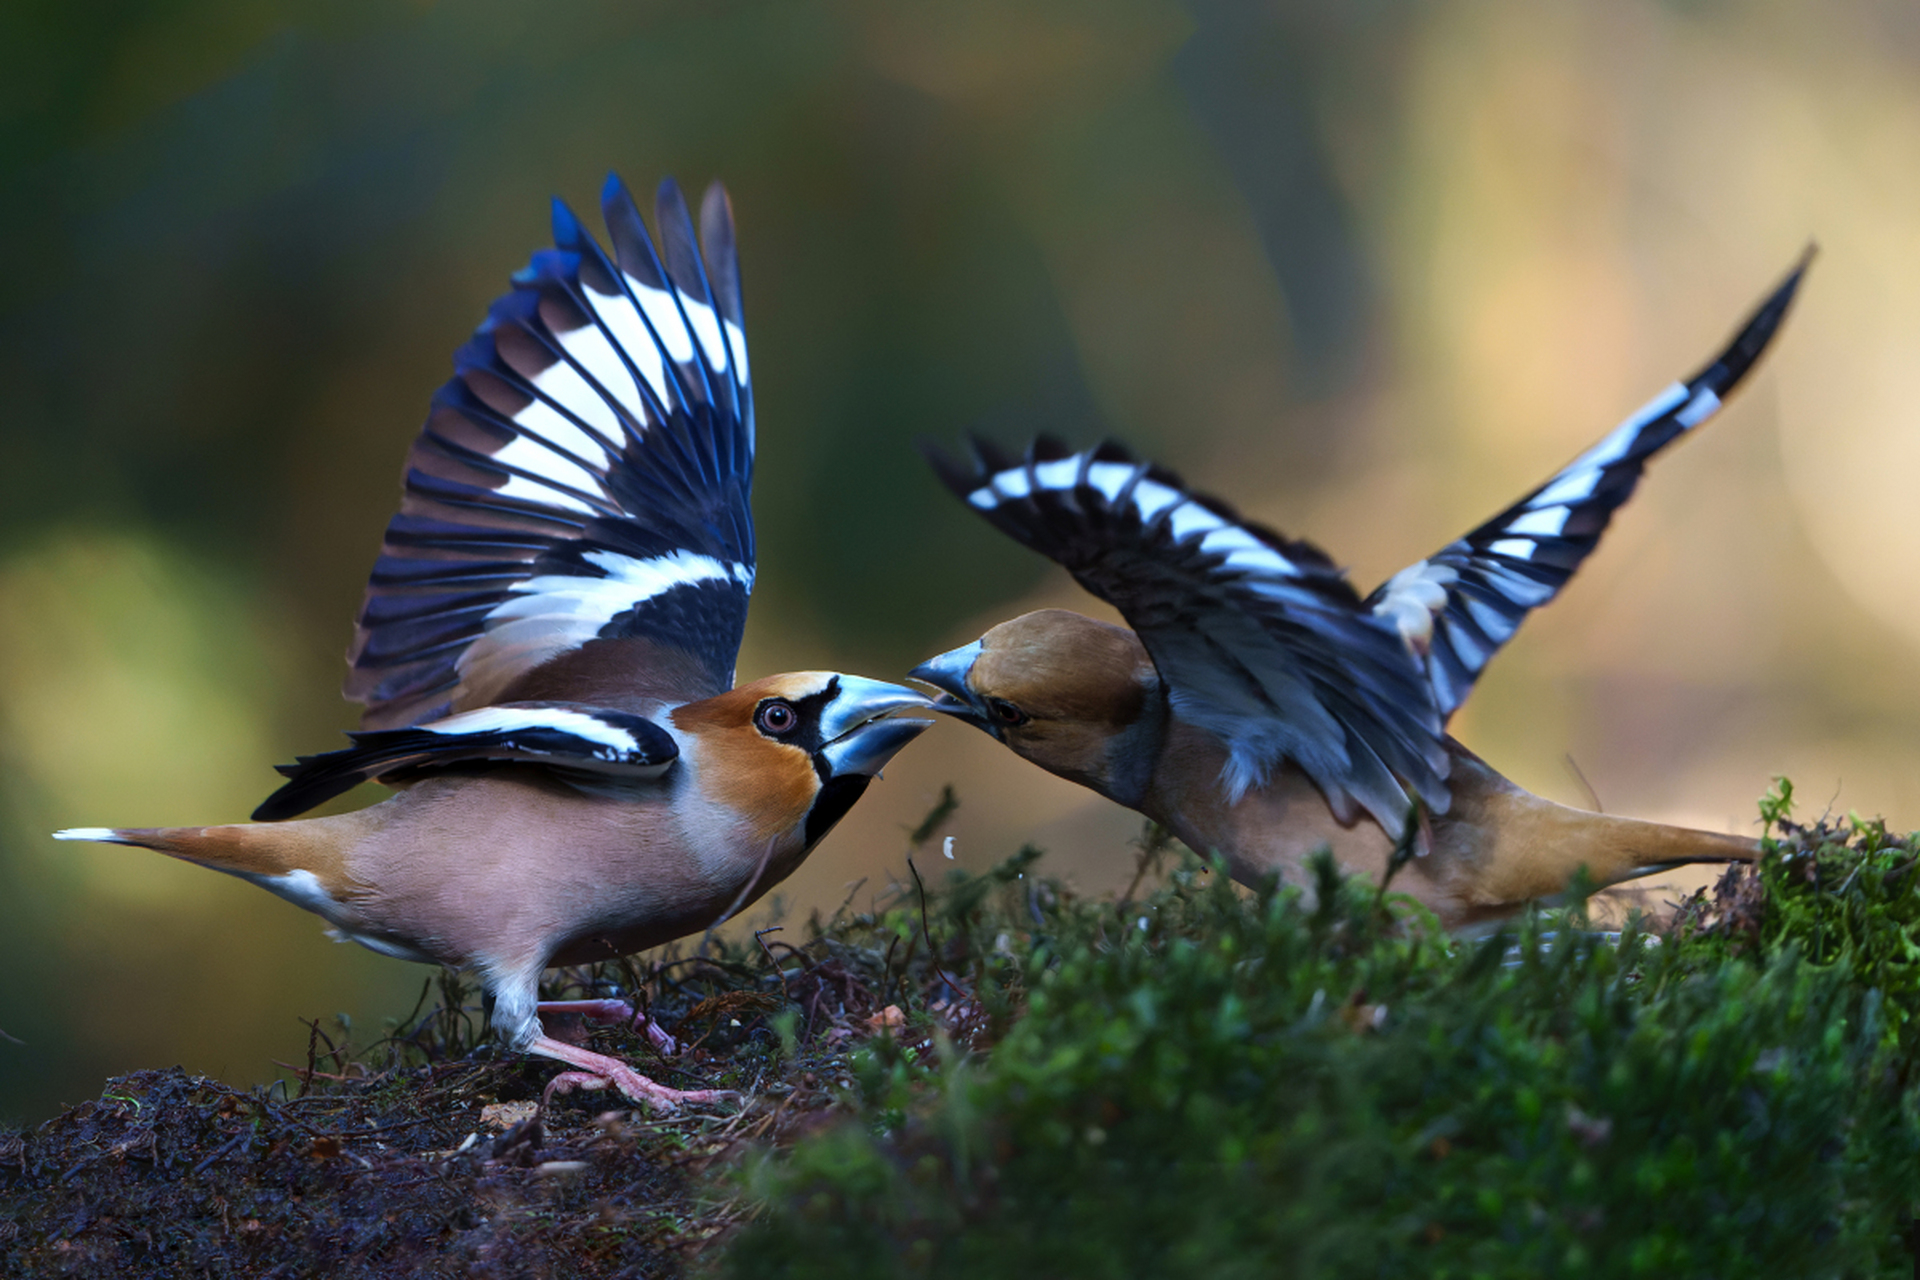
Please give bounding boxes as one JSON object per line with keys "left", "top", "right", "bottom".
{"left": 1442, "top": 749, "right": 1759, "bottom": 917}
{"left": 52, "top": 823, "right": 313, "bottom": 882}
{"left": 1549, "top": 810, "right": 1760, "bottom": 880}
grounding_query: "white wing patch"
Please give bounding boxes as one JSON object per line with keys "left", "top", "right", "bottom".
{"left": 1201, "top": 525, "right": 1297, "bottom": 576}
{"left": 486, "top": 550, "right": 751, "bottom": 631}
{"left": 420, "top": 704, "right": 652, "bottom": 756}
{"left": 583, "top": 284, "right": 673, "bottom": 407}
{"left": 491, "top": 473, "right": 600, "bottom": 514}
{"left": 551, "top": 322, "right": 648, "bottom": 423}
{"left": 499, "top": 405, "right": 615, "bottom": 472}
{"left": 1573, "top": 382, "right": 1687, "bottom": 472}
{"left": 1502, "top": 505, "right": 1570, "bottom": 538}
{"left": 1084, "top": 461, "right": 1138, "bottom": 501}
{"left": 966, "top": 453, "right": 1305, "bottom": 580}
{"left": 983, "top": 469, "right": 1033, "bottom": 504}
{"left": 527, "top": 358, "right": 624, "bottom": 444}
{"left": 1464, "top": 595, "right": 1518, "bottom": 644}
{"left": 630, "top": 278, "right": 696, "bottom": 364}
{"left": 1371, "top": 560, "right": 1459, "bottom": 647}
{"left": 1031, "top": 458, "right": 1082, "bottom": 490}
{"left": 1128, "top": 480, "right": 1184, "bottom": 523}
{"left": 489, "top": 435, "right": 607, "bottom": 496}
{"left": 679, "top": 291, "right": 729, "bottom": 374}
{"left": 452, "top": 550, "right": 753, "bottom": 708}
{"left": 1674, "top": 386, "right": 1722, "bottom": 428}
{"left": 724, "top": 319, "right": 750, "bottom": 389}
{"left": 1165, "top": 502, "right": 1227, "bottom": 541}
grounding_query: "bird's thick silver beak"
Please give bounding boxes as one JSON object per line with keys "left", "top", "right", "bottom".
{"left": 818, "top": 676, "right": 936, "bottom": 778}
{"left": 907, "top": 640, "right": 989, "bottom": 729}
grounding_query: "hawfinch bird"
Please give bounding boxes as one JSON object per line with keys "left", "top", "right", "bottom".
{"left": 55, "top": 175, "right": 933, "bottom": 1107}
{"left": 913, "top": 258, "right": 1807, "bottom": 930}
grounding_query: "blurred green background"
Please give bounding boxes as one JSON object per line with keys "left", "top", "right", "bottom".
{"left": 5, "top": 0, "right": 1919, "bottom": 1125}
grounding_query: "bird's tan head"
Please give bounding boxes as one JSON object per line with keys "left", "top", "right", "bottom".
{"left": 672, "top": 672, "right": 933, "bottom": 848}
{"left": 909, "top": 609, "right": 1162, "bottom": 801}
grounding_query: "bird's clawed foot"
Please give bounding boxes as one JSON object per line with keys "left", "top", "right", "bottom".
{"left": 535, "top": 998, "right": 678, "bottom": 1054}
{"left": 528, "top": 1034, "right": 737, "bottom": 1113}
{"left": 540, "top": 1068, "right": 736, "bottom": 1112}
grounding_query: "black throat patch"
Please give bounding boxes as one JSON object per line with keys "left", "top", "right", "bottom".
{"left": 803, "top": 773, "right": 871, "bottom": 849}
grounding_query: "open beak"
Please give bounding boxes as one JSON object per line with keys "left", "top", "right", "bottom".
{"left": 817, "top": 677, "right": 936, "bottom": 779}
{"left": 907, "top": 640, "right": 991, "bottom": 730}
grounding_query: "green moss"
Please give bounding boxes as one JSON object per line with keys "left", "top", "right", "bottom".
{"left": 718, "top": 788, "right": 1920, "bottom": 1279}
{"left": 1676, "top": 777, "right": 1920, "bottom": 1056}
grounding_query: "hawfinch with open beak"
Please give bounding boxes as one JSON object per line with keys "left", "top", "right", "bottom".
{"left": 56, "top": 175, "right": 933, "bottom": 1107}
{"left": 913, "top": 257, "right": 1808, "bottom": 930}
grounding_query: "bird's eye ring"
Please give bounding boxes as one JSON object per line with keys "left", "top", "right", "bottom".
{"left": 756, "top": 699, "right": 798, "bottom": 736}
{"left": 986, "top": 697, "right": 1028, "bottom": 727}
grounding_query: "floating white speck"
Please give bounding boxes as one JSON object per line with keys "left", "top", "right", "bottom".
{"left": 943, "top": 835, "right": 955, "bottom": 860}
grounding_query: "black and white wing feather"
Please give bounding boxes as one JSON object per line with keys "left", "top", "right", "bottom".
{"left": 1366, "top": 252, "right": 1810, "bottom": 719}
{"left": 927, "top": 438, "right": 1449, "bottom": 830}
{"left": 345, "top": 174, "right": 755, "bottom": 732}
{"left": 254, "top": 703, "right": 679, "bottom": 821}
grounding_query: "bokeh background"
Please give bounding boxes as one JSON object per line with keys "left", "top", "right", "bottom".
{"left": 5, "top": 0, "right": 1919, "bottom": 1125}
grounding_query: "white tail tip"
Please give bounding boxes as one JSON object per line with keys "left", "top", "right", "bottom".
{"left": 52, "top": 827, "right": 122, "bottom": 843}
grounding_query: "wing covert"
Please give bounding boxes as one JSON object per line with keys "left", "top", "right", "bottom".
{"left": 345, "top": 175, "right": 756, "bottom": 731}
{"left": 927, "top": 438, "right": 1449, "bottom": 830}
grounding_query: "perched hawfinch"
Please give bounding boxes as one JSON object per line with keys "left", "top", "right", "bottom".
{"left": 913, "top": 257, "right": 1808, "bottom": 930}
{"left": 56, "top": 175, "right": 933, "bottom": 1107}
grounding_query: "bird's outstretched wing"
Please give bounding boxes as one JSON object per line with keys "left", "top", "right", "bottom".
{"left": 926, "top": 438, "right": 1448, "bottom": 830}
{"left": 345, "top": 174, "right": 756, "bottom": 732}
{"left": 254, "top": 702, "right": 679, "bottom": 821}
{"left": 1367, "top": 252, "right": 1811, "bottom": 719}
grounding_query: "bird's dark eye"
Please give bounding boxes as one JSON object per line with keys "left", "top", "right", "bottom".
{"left": 756, "top": 700, "right": 798, "bottom": 736}
{"left": 986, "top": 697, "right": 1028, "bottom": 727}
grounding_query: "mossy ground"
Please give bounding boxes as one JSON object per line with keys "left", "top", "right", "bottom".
{"left": 4, "top": 780, "right": 1918, "bottom": 1277}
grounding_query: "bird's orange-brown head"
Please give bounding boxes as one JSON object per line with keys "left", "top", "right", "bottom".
{"left": 672, "top": 672, "right": 933, "bottom": 848}
{"left": 910, "top": 610, "right": 1165, "bottom": 804}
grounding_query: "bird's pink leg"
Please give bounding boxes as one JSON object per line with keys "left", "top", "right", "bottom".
{"left": 527, "top": 1035, "right": 736, "bottom": 1112}
{"left": 535, "top": 998, "right": 678, "bottom": 1054}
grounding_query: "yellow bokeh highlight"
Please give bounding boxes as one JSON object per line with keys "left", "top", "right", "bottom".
{"left": 0, "top": 534, "right": 283, "bottom": 901}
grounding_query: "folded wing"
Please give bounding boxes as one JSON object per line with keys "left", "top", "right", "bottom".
{"left": 1368, "top": 251, "right": 1810, "bottom": 718}
{"left": 254, "top": 703, "right": 679, "bottom": 821}
{"left": 345, "top": 174, "right": 756, "bottom": 732}
{"left": 926, "top": 438, "right": 1448, "bottom": 830}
